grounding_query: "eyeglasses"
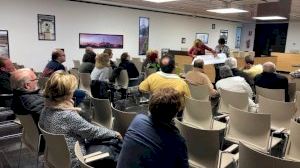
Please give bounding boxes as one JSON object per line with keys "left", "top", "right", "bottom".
{"left": 29, "top": 78, "right": 39, "bottom": 82}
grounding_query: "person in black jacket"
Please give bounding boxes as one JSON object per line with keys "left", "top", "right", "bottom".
{"left": 254, "top": 62, "right": 289, "bottom": 102}
{"left": 41, "top": 49, "right": 66, "bottom": 77}
{"left": 0, "top": 56, "right": 16, "bottom": 94}
{"left": 10, "top": 68, "right": 44, "bottom": 125}
{"left": 118, "top": 52, "right": 139, "bottom": 78}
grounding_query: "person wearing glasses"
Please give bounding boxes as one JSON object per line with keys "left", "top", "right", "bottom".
{"left": 42, "top": 49, "right": 66, "bottom": 77}
{"left": 10, "top": 68, "right": 44, "bottom": 125}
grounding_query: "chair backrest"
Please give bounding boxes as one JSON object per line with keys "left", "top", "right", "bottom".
{"left": 145, "top": 68, "right": 157, "bottom": 77}
{"left": 285, "top": 119, "right": 300, "bottom": 161}
{"left": 38, "top": 123, "right": 71, "bottom": 168}
{"left": 291, "top": 78, "right": 300, "bottom": 91}
{"left": 116, "top": 70, "right": 129, "bottom": 89}
{"left": 183, "top": 64, "right": 193, "bottom": 74}
{"left": 289, "top": 82, "right": 296, "bottom": 101}
{"left": 79, "top": 73, "right": 91, "bottom": 96}
{"left": 295, "top": 91, "right": 300, "bottom": 117}
{"left": 255, "top": 86, "right": 285, "bottom": 102}
{"left": 38, "top": 77, "right": 49, "bottom": 91}
{"left": 73, "top": 60, "right": 80, "bottom": 69}
{"left": 16, "top": 115, "right": 40, "bottom": 152}
{"left": 183, "top": 97, "right": 213, "bottom": 129}
{"left": 218, "top": 88, "right": 249, "bottom": 114}
{"left": 175, "top": 119, "right": 220, "bottom": 168}
{"left": 111, "top": 105, "right": 137, "bottom": 136}
{"left": 92, "top": 98, "right": 112, "bottom": 129}
{"left": 258, "top": 95, "right": 296, "bottom": 130}
{"left": 74, "top": 141, "right": 92, "bottom": 168}
{"left": 132, "top": 58, "right": 142, "bottom": 73}
{"left": 239, "top": 142, "right": 300, "bottom": 168}
{"left": 226, "top": 106, "right": 271, "bottom": 152}
{"left": 69, "top": 69, "right": 80, "bottom": 82}
{"left": 188, "top": 84, "right": 210, "bottom": 101}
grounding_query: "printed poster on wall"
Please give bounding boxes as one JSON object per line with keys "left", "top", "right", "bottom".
{"left": 38, "top": 14, "right": 56, "bottom": 41}
{"left": 139, "top": 17, "right": 149, "bottom": 55}
{"left": 0, "top": 30, "right": 9, "bottom": 57}
{"left": 235, "top": 27, "right": 242, "bottom": 49}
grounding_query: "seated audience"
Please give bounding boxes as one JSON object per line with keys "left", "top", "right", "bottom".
{"left": 118, "top": 52, "right": 139, "bottom": 78}
{"left": 10, "top": 68, "right": 43, "bottom": 125}
{"left": 78, "top": 47, "right": 96, "bottom": 73}
{"left": 141, "top": 49, "right": 160, "bottom": 73}
{"left": 254, "top": 62, "right": 289, "bottom": 102}
{"left": 117, "top": 88, "right": 188, "bottom": 168}
{"left": 216, "top": 65, "right": 256, "bottom": 108}
{"left": 103, "top": 48, "right": 117, "bottom": 69}
{"left": 42, "top": 49, "right": 66, "bottom": 77}
{"left": 91, "top": 53, "right": 112, "bottom": 82}
{"left": 139, "top": 55, "right": 191, "bottom": 97}
{"left": 0, "top": 56, "right": 16, "bottom": 94}
{"left": 243, "top": 55, "right": 263, "bottom": 78}
{"left": 225, "top": 57, "right": 254, "bottom": 91}
{"left": 39, "top": 71, "right": 121, "bottom": 167}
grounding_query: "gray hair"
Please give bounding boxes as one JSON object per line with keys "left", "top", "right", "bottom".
{"left": 263, "top": 62, "right": 276, "bottom": 73}
{"left": 225, "top": 57, "right": 237, "bottom": 69}
{"left": 10, "top": 68, "right": 32, "bottom": 90}
{"left": 219, "top": 65, "right": 233, "bottom": 79}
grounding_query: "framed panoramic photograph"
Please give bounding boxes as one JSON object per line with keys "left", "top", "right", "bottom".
{"left": 0, "top": 30, "right": 9, "bottom": 57}
{"left": 196, "top": 33, "right": 209, "bottom": 44}
{"left": 79, "top": 33, "right": 123, "bottom": 48}
{"left": 38, "top": 14, "right": 56, "bottom": 41}
{"left": 139, "top": 17, "right": 149, "bottom": 55}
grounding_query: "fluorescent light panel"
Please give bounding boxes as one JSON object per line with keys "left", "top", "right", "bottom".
{"left": 144, "top": 0, "right": 177, "bottom": 3}
{"left": 252, "top": 16, "right": 287, "bottom": 20}
{"left": 206, "top": 8, "right": 248, "bottom": 14}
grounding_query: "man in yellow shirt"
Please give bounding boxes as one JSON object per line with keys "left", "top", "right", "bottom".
{"left": 139, "top": 55, "right": 191, "bottom": 97}
{"left": 243, "top": 55, "right": 263, "bottom": 78}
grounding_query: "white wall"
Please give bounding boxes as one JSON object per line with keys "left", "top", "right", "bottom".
{"left": 286, "top": 21, "right": 300, "bottom": 53}
{"left": 240, "top": 23, "right": 256, "bottom": 51}
{"left": 0, "top": 0, "right": 242, "bottom": 71}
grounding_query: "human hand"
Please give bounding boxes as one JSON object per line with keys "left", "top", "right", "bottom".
{"left": 115, "top": 132, "right": 123, "bottom": 140}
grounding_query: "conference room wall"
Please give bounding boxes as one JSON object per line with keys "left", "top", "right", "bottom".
{"left": 0, "top": 0, "right": 242, "bottom": 71}
{"left": 286, "top": 21, "right": 300, "bottom": 53}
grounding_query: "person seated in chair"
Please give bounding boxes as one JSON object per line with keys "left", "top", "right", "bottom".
{"left": 0, "top": 56, "right": 16, "bottom": 94}
{"left": 117, "top": 88, "right": 188, "bottom": 168}
{"left": 41, "top": 49, "right": 66, "bottom": 77}
{"left": 242, "top": 55, "right": 263, "bottom": 79}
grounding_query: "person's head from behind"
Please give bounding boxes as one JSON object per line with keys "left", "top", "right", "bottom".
{"left": 44, "top": 71, "right": 77, "bottom": 103}
{"left": 85, "top": 47, "right": 94, "bottom": 53}
{"left": 82, "top": 52, "right": 96, "bottom": 64}
{"left": 219, "top": 65, "right": 233, "bottom": 79}
{"left": 95, "top": 53, "right": 110, "bottom": 69}
{"left": 149, "top": 88, "right": 184, "bottom": 123}
{"left": 263, "top": 62, "right": 276, "bottom": 73}
{"left": 218, "top": 38, "right": 226, "bottom": 46}
{"left": 160, "top": 55, "right": 175, "bottom": 74}
{"left": 52, "top": 49, "right": 66, "bottom": 63}
{"left": 193, "top": 58, "right": 204, "bottom": 70}
{"left": 120, "top": 52, "right": 130, "bottom": 62}
{"left": 103, "top": 48, "right": 113, "bottom": 59}
{"left": 225, "top": 57, "right": 237, "bottom": 69}
{"left": 244, "top": 55, "right": 254, "bottom": 69}
{"left": 0, "top": 56, "right": 16, "bottom": 73}
{"left": 10, "top": 68, "right": 38, "bottom": 92}
{"left": 146, "top": 50, "right": 158, "bottom": 62}
{"left": 194, "top": 39, "right": 203, "bottom": 47}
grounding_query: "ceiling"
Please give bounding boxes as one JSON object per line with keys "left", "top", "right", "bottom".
{"left": 72, "top": 0, "right": 300, "bottom": 22}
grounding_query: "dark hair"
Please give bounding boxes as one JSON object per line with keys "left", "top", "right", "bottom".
{"left": 51, "top": 49, "right": 64, "bottom": 60}
{"left": 244, "top": 55, "right": 254, "bottom": 65}
{"left": 218, "top": 38, "right": 226, "bottom": 45}
{"left": 149, "top": 88, "right": 184, "bottom": 122}
{"left": 120, "top": 52, "right": 129, "bottom": 62}
{"left": 160, "top": 55, "right": 175, "bottom": 73}
{"left": 82, "top": 52, "right": 96, "bottom": 64}
{"left": 103, "top": 48, "right": 112, "bottom": 56}
{"left": 193, "top": 59, "right": 204, "bottom": 69}
{"left": 0, "top": 56, "right": 8, "bottom": 68}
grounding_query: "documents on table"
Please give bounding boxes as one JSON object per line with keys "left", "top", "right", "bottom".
{"left": 192, "top": 53, "right": 227, "bottom": 65}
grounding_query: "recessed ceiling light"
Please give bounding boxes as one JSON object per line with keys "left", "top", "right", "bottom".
{"left": 252, "top": 16, "right": 287, "bottom": 20}
{"left": 144, "top": 0, "right": 177, "bottom": 3}
{"left": 206, "top": 8, "right": 248, "bottom": 14}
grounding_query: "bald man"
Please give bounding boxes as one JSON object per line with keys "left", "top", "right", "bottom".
{"left": 254, "top": 62, "right": 289, "bottom": 101}
{"left": 10, "top": 68, "right": 44, "bottom": 124}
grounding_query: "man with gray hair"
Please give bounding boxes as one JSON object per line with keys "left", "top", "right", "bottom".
{"left": 10, "top": 68, "right": 44, "bottom": 124}
{"left": 216, "top": 65, "right": 256, "bottom": 108}
{"left": 254, "top": 62, "right": 289, "bottom": 101}
{"left": 225, "top": 57, "right": 254, "bottom": 91}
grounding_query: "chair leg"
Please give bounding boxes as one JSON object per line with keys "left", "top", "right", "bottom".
{"left": 17, "top": 140, "right": 23, "bottom": 168}
{"left": 36, "top": 134, "right": 42, "bottom": 168}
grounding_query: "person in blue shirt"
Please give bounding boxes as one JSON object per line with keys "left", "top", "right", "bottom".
{"left": 42, "top": 49, "right": 66, "bottom": 77}
{"left": 117, "top": 88, "right": 189, "bottom": 168}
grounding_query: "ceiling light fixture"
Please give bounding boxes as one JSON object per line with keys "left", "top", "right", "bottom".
{"left": 144, "top": 0, "right": 177, "bottom": 3}
{"left": 252, "top": 16, "right": 287, "bottom": 20}
{"left": 206, "top": 8, "right": 248, "bottom": 14}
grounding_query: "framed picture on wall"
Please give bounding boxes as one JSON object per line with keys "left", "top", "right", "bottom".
{"left": 79, "top": 33, "right": 123, "bottom": 48}
{"left": 220, "top": 30, "right": 228, "bottom": 44}
{"left": 139, "top": 17, "right": 149, "bottom": 55}
{"left": 0, "top": 30, "right": 9, "bottom": 57}
{"left": 195, "top": 33, "right": 209, "bottom": 44}
{"left": 38, "top": 14, "right": 56, "bottom": 41}
{"left": 235, "top": 27, "right": 242, "bottom": 49}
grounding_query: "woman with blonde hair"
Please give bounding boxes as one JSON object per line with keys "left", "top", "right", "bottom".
{"left": 39, "top": 71, "right": 121, "bottom": 167}
{"left": 91, "top": 53, "right": 112, "bottom": 81}
{"left": 188, "top": 39, "right": 216, "bottom": 58}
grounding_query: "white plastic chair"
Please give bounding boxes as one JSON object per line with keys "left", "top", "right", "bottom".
{"left": 184, "top": 64, "right": 193, "bottom": 74}
{"left": 188, "top": 84, "right": 210, "bottom": 101}
{"left": 218, "top": 88, "right": 249, "bottom": 114}
{"left": 79, "top": 73, "right": 92, "bottom": 96}
{"left": 73, "top": 60, "right": 80, "bottom": 69}
{"left": 91, "top": 98, "right": 113, "bottom": 129}
{"left": 111, "top": 105, "right": 136, "bottom": 136}
{"left": 284, "top": 119, "right": 300, "bottom": 161}
{"left": 255, "top": 86, "right": 285, "bottom": 102}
